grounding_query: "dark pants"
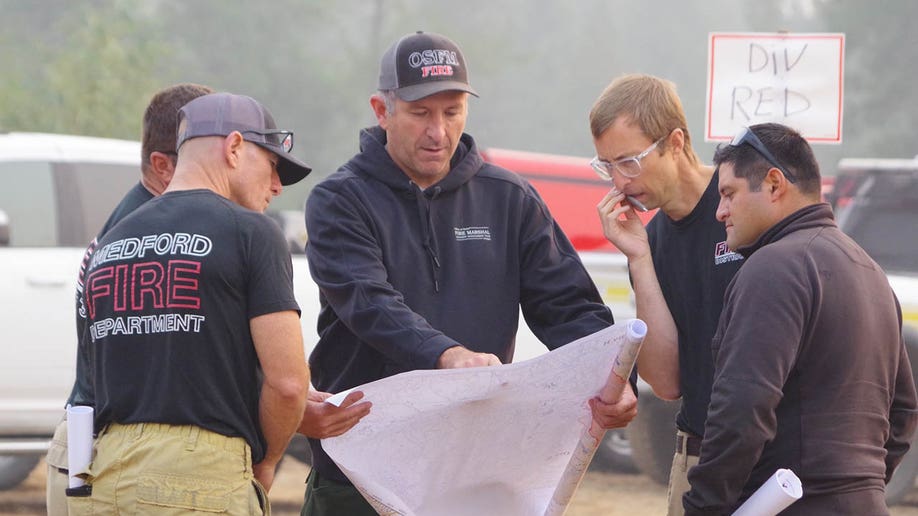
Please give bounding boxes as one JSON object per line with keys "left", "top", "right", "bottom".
{"left": 301, "top": 468, "right": 377, "bottom": 516}
{"left": 778, "top": 487, "right": 888, "bottom": 516}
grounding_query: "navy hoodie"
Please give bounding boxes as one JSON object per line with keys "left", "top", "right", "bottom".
{"left": 304, "top": 126, "right": 613, "bottom": 482}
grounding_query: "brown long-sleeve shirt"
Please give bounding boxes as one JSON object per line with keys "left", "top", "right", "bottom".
{"left": 684, "top": 203, "right": 918, "bottom": 515}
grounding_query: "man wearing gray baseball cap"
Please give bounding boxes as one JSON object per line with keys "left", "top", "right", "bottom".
{"left": 301, "top": 31, "right": 636, "bottom": 514}
{"left": 69, "top": 92, "right": 310, "bottom": 515}
{"left": 176, "top": 92, "right": 311, "bottom": 186}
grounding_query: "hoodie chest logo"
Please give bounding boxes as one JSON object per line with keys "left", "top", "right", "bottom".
{"left": 454, "top": 226, "right": 491, "bottom": 242}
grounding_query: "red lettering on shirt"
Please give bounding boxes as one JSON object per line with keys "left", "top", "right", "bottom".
{"left": 132, "top": 262, "right": 166, "bottom": 311}
{"left": 85, "top": 260, "right": 202, "bottom": 317}
{"left": 168, "top": 260, "right": 201, "bottom": 309}
{"left": 86, "top": 266, "right": 114, "bottom": 320}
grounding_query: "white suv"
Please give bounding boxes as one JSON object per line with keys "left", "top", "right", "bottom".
{"left": 0, "top": 132, "right": 140, "bottom": 488}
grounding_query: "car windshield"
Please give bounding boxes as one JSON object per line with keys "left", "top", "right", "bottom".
{"left": 836, "top": 171, "right": 918, "bottom": 275}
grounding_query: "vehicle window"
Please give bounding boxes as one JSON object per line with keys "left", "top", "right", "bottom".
{"left": 837, "top": 171, "right": 918, "bottom": 275}
{"left": 266, "top": 209, "right": 308, "bottom": 255}
{"left": 844, "top": 205, "right": 918, "bottom": 274}
{"left": 0, "top": 161, "right": 58, "bottom": 246}
{"left": 54, "top": 162, "right": 138, "bottom": 246}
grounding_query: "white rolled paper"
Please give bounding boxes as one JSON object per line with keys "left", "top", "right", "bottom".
{"left": 66, "top": 405, "right": 94, "bottom": 489}
{"left": 732, "top": 468, "right": 802, "bottom": 516}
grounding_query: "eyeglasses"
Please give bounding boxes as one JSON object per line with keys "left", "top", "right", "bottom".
{"left": 242, "top": 130, "right": 294, "bottom": 153}
{"left": 729, "top": 127, "right": 796, "bottom": 183}
{"left": 591, "top": 136, "right": 666, "bottom": 180}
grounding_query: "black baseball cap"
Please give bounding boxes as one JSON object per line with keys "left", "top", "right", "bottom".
{"left": 378, "top": 31, "right": 479, "bottom": 102}
{"left": 176, "top": 92, "right": 311, "bottom": 186}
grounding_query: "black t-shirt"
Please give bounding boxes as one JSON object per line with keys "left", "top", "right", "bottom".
{"left": 84, "top": 189, "right": 299, "bottom": 462}
{"left": 646, "top": 171, "right": 743, "bottom": 437}
{"left": 69, "top": 182, "right": 154, "bottom": 407}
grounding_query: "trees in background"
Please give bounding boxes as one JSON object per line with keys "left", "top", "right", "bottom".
{"left": 0, "top": 1, "right": 165, "bottom": 138}
{"left": 1, "top": 0, "right": 915, "bottom": 209}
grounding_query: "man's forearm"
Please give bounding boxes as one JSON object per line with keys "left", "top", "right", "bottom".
{"left": 250, "top": 311, "right": 309, "bottom": 490}
{"left": 258, "top": 379, "right": 308, "bottom": 469}
{"left": 630, "top": 255, "right": 680, "bottom": 399}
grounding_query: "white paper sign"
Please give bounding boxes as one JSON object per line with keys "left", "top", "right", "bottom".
{"left": 705, "top": 32, "right": 845, "bottom": 143}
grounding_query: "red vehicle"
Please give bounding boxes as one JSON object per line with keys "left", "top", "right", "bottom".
{"left": 480, "top": 147, "right": 656, "bottom": 253}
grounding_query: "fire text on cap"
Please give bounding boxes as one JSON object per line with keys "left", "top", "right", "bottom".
{"left": 409, "top": 49, "right": 459, "bottom": 78}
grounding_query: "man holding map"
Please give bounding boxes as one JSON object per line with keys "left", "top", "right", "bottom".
{"left": 301, "top": 30, "right": 636, "bottom": 514}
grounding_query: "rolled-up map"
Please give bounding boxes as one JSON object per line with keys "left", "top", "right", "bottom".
{"left": 66, "top": 405, "right": 94, "bottom": 489}
{"left": 732, "top": 468, "right": 803, "bottom": 516}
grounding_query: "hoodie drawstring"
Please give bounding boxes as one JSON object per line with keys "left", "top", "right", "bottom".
{"left": 411, "top": 182, "right": 442, "bottom": 293}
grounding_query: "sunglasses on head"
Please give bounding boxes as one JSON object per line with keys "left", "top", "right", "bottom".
{"left": 730, "top": 127, "right": 796, "bottom": 183}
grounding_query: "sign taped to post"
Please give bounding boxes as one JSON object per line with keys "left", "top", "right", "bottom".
{"left": 705, "top": 32, "right": 845, "bottom": 143}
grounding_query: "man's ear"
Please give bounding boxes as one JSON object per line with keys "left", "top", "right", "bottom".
{"left": 667, "top": 128, "right": 685, "bottom": 157}
{"left": 148, "top": 151, "right": 175, "bottom": 177}
{"left": 369, "top": 95, "right": 389, "bottom": 129}
{"left": 145, "top": 151, "right": 177, "bottom": 194}
{"left": 764, "top": 167, "right": 786, "bottom": 199}
{"left": 224, "top": 132, "right": 245, "bottom": 167}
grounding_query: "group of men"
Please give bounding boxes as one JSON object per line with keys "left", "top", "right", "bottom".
{"left": 592, "top": 76, "right": 917, "bottom": 515}
{"left": 45, "top": 29, "right": 917, "bottom": 516}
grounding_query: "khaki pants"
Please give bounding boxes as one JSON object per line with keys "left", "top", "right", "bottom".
{"left": 67, "top": 422, "right": 268, "bottom": 515}
{"left": 666, "top": 429, "right": 701, "bottom": 516}
{"left": 46, "top": 418, "right": 70, "bottom": 516}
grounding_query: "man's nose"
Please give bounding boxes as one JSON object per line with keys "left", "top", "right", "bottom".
{"left": 715, "top": 199, "right": 727, "bottom": 222}
{"left": 272, "top": 171, "right": 283, "bottom": 196}
{"left": 426, "top": 113, "right": 447, "bottom": 141}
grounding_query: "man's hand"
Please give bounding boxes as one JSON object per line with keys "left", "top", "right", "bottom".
{"left": 597, "top": 187, "right": 651, "bottom": 261}
{"left": 253, "top": 460, "right": 278, "bottom": 492}
{"left": 436, "top": 345, "right": 502, "bottom": 369}
{"left": 298, "top": 390, "right": 372, "bottom": 439}
{"left": 589, "top": 382, "right": 638, "bottom": 430}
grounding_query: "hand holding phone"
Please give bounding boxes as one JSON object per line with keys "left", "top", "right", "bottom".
{"left": 626, "top": 195, "right": 649, "bottom": 212}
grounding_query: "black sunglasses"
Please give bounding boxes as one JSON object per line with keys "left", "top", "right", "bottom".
{"left": 730, "top": 127, "right": 796, "bottom": 183}
{"left": 242, "top": 129, "right": 294, "bottom": 153}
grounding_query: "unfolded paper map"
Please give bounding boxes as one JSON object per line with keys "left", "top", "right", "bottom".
{"left": 322, "top": 318, "right": 647, "bottom": 516}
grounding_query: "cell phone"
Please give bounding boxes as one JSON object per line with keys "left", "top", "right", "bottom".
{"left": 626, "top": 195, "right": 649, "bottom": 212}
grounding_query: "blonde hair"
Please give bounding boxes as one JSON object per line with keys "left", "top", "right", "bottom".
{"left": 589, "top": 74, "right": 699, "bottom": 166}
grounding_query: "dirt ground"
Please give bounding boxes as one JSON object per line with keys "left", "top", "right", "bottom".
{"left": 5, "top": 458, "right": 918, "bottom": 515}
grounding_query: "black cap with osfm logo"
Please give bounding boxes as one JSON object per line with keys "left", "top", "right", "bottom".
{"left": 176, "top": 92, "right": 311, "bottom": 186}
{"left": 378, "top": 31, "right": 479, "bottom": 102}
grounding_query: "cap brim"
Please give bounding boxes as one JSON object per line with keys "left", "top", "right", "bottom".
{"left": 395, "top": 81, "right": 479, "bottom": 102}
{"left": 254, "top": 142, "right": 312, "bottom": 186}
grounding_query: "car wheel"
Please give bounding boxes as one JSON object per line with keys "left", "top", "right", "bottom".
{"left": 627, "top": 396, "right": 680, "bottom": 485}
{"left": 591, "top": 428, "right": 638, "bottom": 474}
{"left": 0, "top": 455, "right": 40, "bottom": 490}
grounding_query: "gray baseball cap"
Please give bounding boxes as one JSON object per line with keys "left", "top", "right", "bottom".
{"left": 176, "top": 92, "right": 311, "bottom": 186}
{"left": 378, "top": 31, "right": 478, "bottom": 102}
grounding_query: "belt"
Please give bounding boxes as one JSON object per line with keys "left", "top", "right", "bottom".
{"left": 676, "top": 433, "right": 702, "bottom": 457}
